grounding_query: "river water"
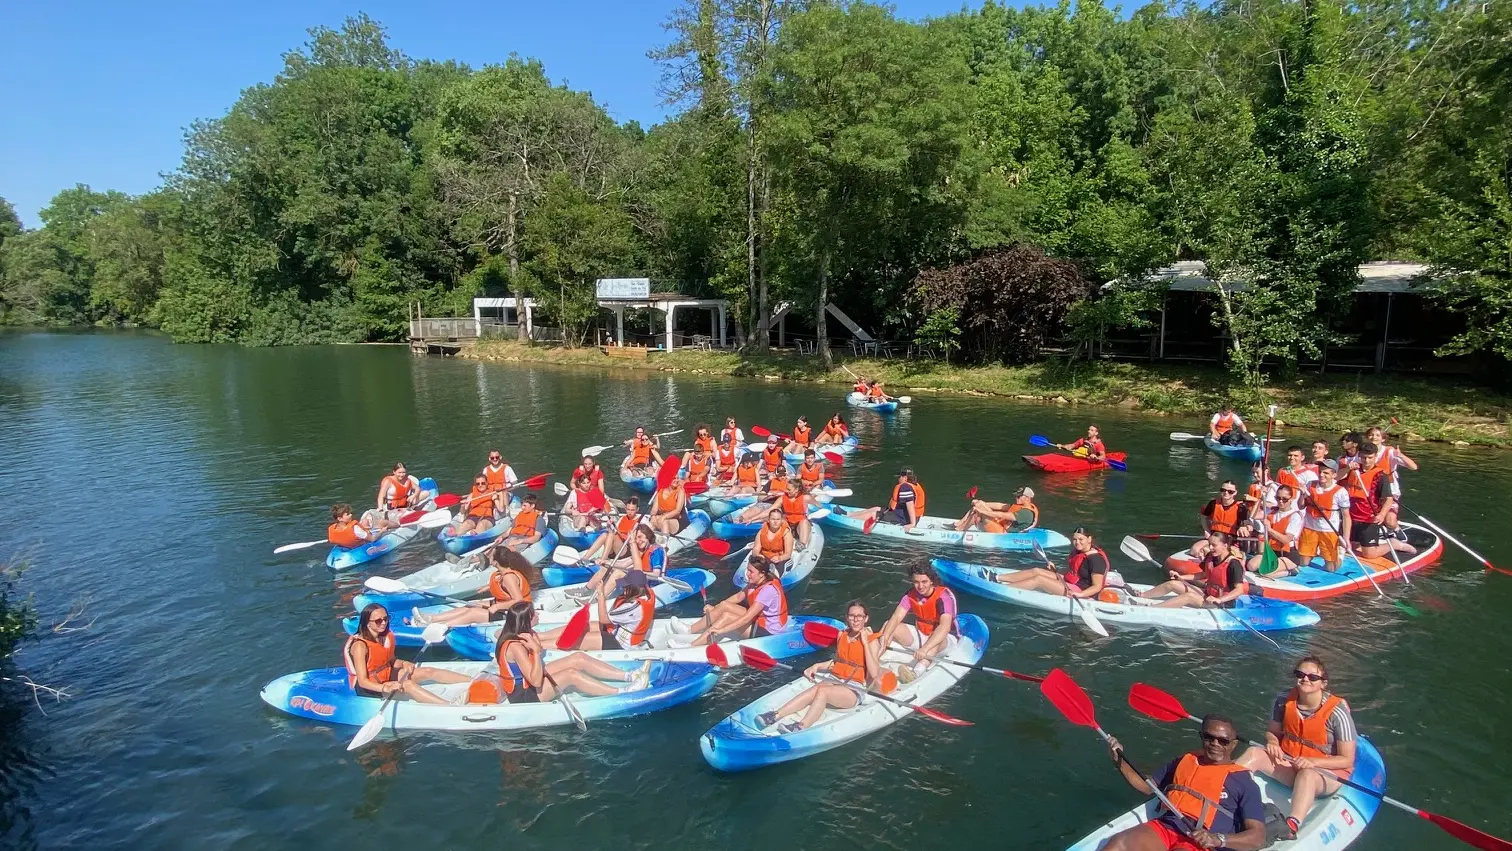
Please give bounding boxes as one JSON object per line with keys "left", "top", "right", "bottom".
{"left": 1, "top": 330, "right": 1508, "bottom": 850}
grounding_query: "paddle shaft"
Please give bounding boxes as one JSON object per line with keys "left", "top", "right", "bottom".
{"left": 764, "top": 656, "right": 948, "bottom": 718}
{"left": 1399, "top": 504, "right": 1504, "bottom": 574}
{"left": 353, "top": 637, "right": 441, "bottom": 747}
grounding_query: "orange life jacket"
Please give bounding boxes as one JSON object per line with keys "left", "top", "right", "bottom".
{"left": 498, "top": 638, "right": 534, "bottom": 696}
{"left": 510, "top": 506, "right": 541, "bottom": 537}
{"left": 638, "top": 545, "right": 666, "bottom": 573}
{"left": 765, "top": 472, "right": 789, "bottom": 495}
{"left": 716, "top": 446, "right": 738, "bottom": 471}
{"left": 630, "top": 439, "right": 653, "bottom": 466}
{"left": 466, "top": 640, "right": 535, "bottom": 705}
{"left": 780, "top": 493, "right": 808, "bottom": 525}
{"left": 744, "top": 579, "right": 789, "bottom": 631}
{"left": 792, "top": 423, "right": 811, "bottom": 446}
{"left": 1305, "top": 483, "right": 1346, "bottom": 523}
{"left": 686, "top": 454, "right": 711, "bottom": 480}
{"left": 755, "top": 523, "right": 791, "bottom": 560}
{"left": 611, "top": 593, "right": 657, "bottom": 648}
{"left": 466, "top": 485, "right": 495, "bottom": 519}
{"left": 761, "top": 446, "right": 784, "bottom": 473}
{"left": 381, "top": 475, "right": 413, "bottom": 509}
{"left": 1164, "top": 753, "right": 1246, "bottom": 830}
{"left": 615, "top": 513, "right": 640, "bottom": 537}
{"left": 482, "top": 464, "right": 510, "bottom": 491}
{"left": 721, "top": 427, "right": 741, "bottom": 445}
{"left": 694, "top": 435, "right": 715, "bottom": 454}
{"left": 910, "top": 586, "right": 954, "bottom": 636}
{"left": 488, "top": 567, "right": 531, "bottom": 603}
{"left": 1213, "top": 413, "right": 1237, "bottom": 434}
{"left": 1277, "top": 466, "right": 1308, "bottom": 492}
{"left": 1202, "top": 553, "right": 1247, "bottom": 599}
{"left": 344, "top": 632, "right": 395, "bottom": 689}
{"left": 830, "top": 630, "right": 876, "bottom": 683}
{"left": 824, "top": 421, "right": 847, "bottom": 438}
{"left": 1281, "top": 689, "right": 1344, "bottom": 759}
{"left": 889, "top": 481, "right": 926, "bottom": 514}
{"left": 736, "top": 464, "right": 759, "bottom": 485}
{"left": 1205, "top": 500, "right": 1243, "bottom": 535}
{"left": 655, "top": 488, "right": 682, "bottom": 514}
{"left": 798, "top": 462, "right": 823, "bottom": 487}
{"left": 867, "top": 386, "right": 885, "bottom": 401}
{"left": 328, "top": 520, "right": 367, "bottom": 548}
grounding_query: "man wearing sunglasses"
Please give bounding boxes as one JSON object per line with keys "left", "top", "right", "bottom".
{"left": 1104, "top": 714, "right": 1268, "bottom": 850}
{"left": 1180, "top": 482, "right": 1252, "bottom": 565}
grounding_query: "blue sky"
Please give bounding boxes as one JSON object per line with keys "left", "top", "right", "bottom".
{"left": 1, "top": 0, "right": 989, "bottom": 227}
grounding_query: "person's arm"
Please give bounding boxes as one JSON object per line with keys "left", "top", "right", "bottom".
{"left": 778, "top": 532, "right": 794, "bottom": 563}
{"left": 511, "top": 639, "right": 544, "bottom": 689}
{"left": 918, "top": 610, "right": 952, "bottom": 659}
{"left": 596, "top": 587, "right": 610, "bottom": 623}
{"left": 1070, "top": 569, "right": 1106, "bottom": 600}
{"left": 349, "top": 643, "right": 399, "bottom": 695}
{"left": 1397, "top": 450, "right": 1419, "bottom": 471}
{"left": 876, "top": 604, "right": 908, "bottom": 651}
{"left": 1109, "top": 739, "right": 1166, "bottom": 795}
{"left": 1336, "top": 494, "right": 1352, "bottom": 544}
{"left": 375, "top": 483, "right": 388, "bottom": 512}
{"left": 500, "top": 572, "right": 527, "bottom": 605}
{"left": 1211, "top": 559, "right": 1247, "bottom": 604}
{"left": 1372, "top": 476, "right": 1395, "bottom": 525}
{"left": 1204, "top": 778, "right": 1268, "bottom": 851}
{"left": 1209, "top": 413, "right": 1221, "bottom": 437}
{"left": 904, "top": 496, "right": 920, "bottom": 529}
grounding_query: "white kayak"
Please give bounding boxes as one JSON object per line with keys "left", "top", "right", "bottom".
{"left": 732, "top": 525, "right": 826, "bottom": 589}
{"left": 819, "top": 506, "right": 1071, "bottom": 551}
{"left": 1065, "top": 736, "right": 1385, "bottom": 850}
{"left": 700, "top": 614, "right": 988, "bottom": 771}
{"left": 445, "top": 614, "right": 843, "bottom": 664}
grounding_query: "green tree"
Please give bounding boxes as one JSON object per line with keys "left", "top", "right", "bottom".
{"left": 523, "top": 174, "right": 638, "bottom": 345}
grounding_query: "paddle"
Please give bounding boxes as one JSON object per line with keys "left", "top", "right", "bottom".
{"left": 1313, "top": 508, "right": 1419, "bottom": 615}
{"left": 361, "top": 575, "right": 473, "bottom": 608}
{"left": 580, "top": 445, "right": 611, "bottom": 458}
{"left": 1031, "top": 543, "right": 1109, "bottom": 637}
{"left": 1128, "top": 683, "right": 1512, "bottom": 851}
{"left": 346, "top": 623, "right": 449, "bottom": 751}
{"left": 799, "top": 622, "right": 1045, "bottom": 683}
{"left": 1134, "top": 533, "right": 1205, "bottom": 540}
{"left": 543, "top": 668, "right": 588, "bottom": 733}
{"left": 556, "top": 493, "right": 675, "bottom": 648}
{"left": 698, "top": 538, "right": 733, "bottom": 557}
{"left": 738, "top": 646, "right": 972, "bottom": 727}
{"left": 1169, "top": 431, "right": 1207, "bottom": 441}
{"left": 274, "top": 509, "right": 452, "bottom": 554}
{"left": 1029, "top": 434, "right": 1127, "bottom": 471}
{"left": 1117, "top": 536, "right": 1285, "bottom": 650}
{"left": 1039, "top": 668, "right": 1201, "bottom": 836}
{"left": 683, "top": 480, "right": 710, "bottom": 495}
{"left": 1398, "top": 504, "right": 1507, "bottom": 576}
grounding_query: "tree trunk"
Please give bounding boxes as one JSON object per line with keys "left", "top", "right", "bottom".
{"left": 507, "top": 192, "right": 525, "bottom": 342}
{"left": 748, "top": 118, "right": 766, "bottom": 351}
{"left": 816, "top": 250, "right": 832, "bottom": 370}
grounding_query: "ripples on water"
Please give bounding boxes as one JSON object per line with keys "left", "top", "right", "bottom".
{"left": 0, "top": 330, "right": 1508, "bottom": 849}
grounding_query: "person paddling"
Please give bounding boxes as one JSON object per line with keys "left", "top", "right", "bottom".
{"left": 447, "top": 474, "right": 502, "bottom": 538}
{"left": 794, "top": 448, "right": 825, "bottom": 494}
{"left": 500, "top": 493, "right": 545, "bottom": 553}
{"left": 412, "top": 548, "right": 532, "bottom": 628}
{"left": 467, "top": 602, "right": 650, "bottom": 705}
{"left": 1101, "top": 714, "right": 1268, "bottom": 850}
{"left": 732, "top": 466, "right": 793, "bottom": 524}
{"left": 1235, "top": 654, "right": 1357, "bottom": 841}
{"left": 755, "top": 600, "right": 896, "bottom": 734}
{"left": 714, "top": 435, "right": 740, "bottom": 485}
{"left": 1138, "top": 531, "right": 1247, "bottom": 609}
{"left": 375, "top": 462, "right": 422, "bottom": 526}
{"left": 563, "top": 473, "right": 609, "bottom": 534}
{"left": 575, "top": 497, "right": 641, "bottom": 569}
{"left": 670, "top": 556, "right": 790, "bottom": 646}
{"left": 328, "top": 503, "right": 383, "bottom": 549}
{"left": 846, "top": 468, "right": 926, "bottom": 532}
{"left": 346, "top": 604, "right": 469, "bottom": 705}
{"left": 814, "top": 412, "right": 849, "bottom": 446}
{"left": 876, "top": 563, "right": 957, "bottom": 680}
{"left": 953, "top": 486, "right": 1038, "bottom": 533}
{"left": 989, "top": 527, "right": 1112, "bottom": 602}
{"left": 1209, "top": 404, "right": 1249, "bottom": 444}
{"left": 1057, "top": 426, "right": 1107, "bottom": 463}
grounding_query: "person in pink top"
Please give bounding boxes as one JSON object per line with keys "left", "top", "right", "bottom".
{"left": 876, "top": 564, "right": 958, "bottom": 681}
{"left": 669, "top": 557, "right": 790, "bottom": 646}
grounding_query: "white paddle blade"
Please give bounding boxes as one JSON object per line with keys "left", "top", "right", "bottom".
{"left": 897, "top": 396, "right": 912, "bottom": 404}
{"left": 363, "top": 576, "right": 410, "bottom": 595}
{"left": 347, "top": 711, "right": 386, "bottom": 751}
{"left": 561, "top": 694, "right": 588, "bottom": 732}
{"left": 722, "top": 542, "right": 754, "bottom": 562}
{"left": 551, "top": 546, "right": 584, "bottom": 566}
{"left": 816, "top": 488, "right": 852, "bottom": 498}
{"left": 1075, "top": 601, "right": 1110, "bottom": 637}
{"left": 420, "top": 623, "right": 450, "bottom": 644}
{"left": 807, "top": 508, "right": 832, "bottom": 521}
{"left": 1119, "top": 536, "right": 1157, "bottom": 564}
{"left": 580, "top": 445, "right": 608, "bottom": 457}
{"left": 654, "top": 429, "right": 684, "bottom": 438}
{"left": 412, "top": 509, "right": 453, "bottom": 529}
{"left": 1168, "top": 432, "right": 1204, "bottom": 441}
{"left": 656, "top": 574, "right": 694, "bottom": 593}
{"left": 553, "top": 482, "right": 570, "bottom": 496}
{"left": 273, "top": 540, "right": 324, "bottom": 554}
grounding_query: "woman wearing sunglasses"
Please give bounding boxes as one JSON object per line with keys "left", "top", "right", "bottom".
{"left": 1236, "top": 655, "right": 1357, "bottom": 841}
{"left": 345, "top": 604, "right": 469, "bottom": 704}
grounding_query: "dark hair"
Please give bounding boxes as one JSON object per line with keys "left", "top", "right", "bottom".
{"left": 907, "top": 563, "right": 941, "bottom": 584}
{"left": 1312, "top": 439, "right": 1330, "bottom": 448}
{"left": 574, "top": 473, "right": 591, "bottom": 487}
{"left": 634, "top": 523, "right": 657, "bottom": 543}
{"left": 624, "top": 496, "right": 640, "bottom": 509}
{"left": 615, "top": 581, "right": 651, "bottom": 603}
{"left": 392, "top": 461, "right": 407, "bottom": 472}
{"left": 831, "top": 413, "right": 845, "bottom": 423}
{"left": 1295, "top": 653, "right": 1328, "bottom": 680}
{"left": 331, "top": 503, "right": 353, "bottom": 521}
{"left": 844, "top": 599, "right": 869, "bottom": 617}
{"left": 357, "top": 603, "right": 389, "bottom": 639}
{"left": 1359, "top": 442, "right": 1378, "bottom": 455}
{"left": 748, "top": 554, "right": 778, "bottom": 577}
{"left": 491, "top": 547, "right": 532, "bottom": 571}
{"left": 696, "top": 422, "right": 711, "bottom": 434}
{"left": 1221, "top": 479, "right": 1237, "bottom": 489}
{"left": 1071, "top": 526, "right": 1093, "bottom": 538}
{"left": 492, "top": 604, "right": 534, "bottom": 656}
{"left": 1286, "top": 445, "right": 1304, "bottom": 455}
{"left": 1198, "top": 712, "right": 1237, "bottom": 734}
{"left": 521, "top": 493, "right": 538, "bottom": 505}
{"left": 488, "top": 449, "right": 504, "bottom": 459}
{"left": 1342, "top": 430, "right": 1362, "bottom": 446}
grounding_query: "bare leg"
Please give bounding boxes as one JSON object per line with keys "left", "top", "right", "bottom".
{"left": 550, "top": 652, "right": 633, "bottom": 682}
{"left": 1137, "top": 579, "right": 1192, "bottom": 599}
{"left": 795, "top": 683, "right": 858, "bottom": 730}
{"left": 543, "top": 667, "right": 621, "bottom": 698}
{"left": 769, "top": 683, "right": 822, "bottom": 720}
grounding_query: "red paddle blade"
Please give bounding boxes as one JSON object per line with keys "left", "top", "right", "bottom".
{"left": 1040, "top": 668, "right": 1098, "bottom": 729}
{"left": 914, "top": 705, "right": 974, "bottom": 726}
{"left": 862, "top": 515, "right": 878, "bottom": 534}
{"left": 738, "top": 646, "right": 780, "bottom": 671}
{"left": 751, "top": 425, "right": 772, "bottom": 438}
{"left": 1128, "top": 683, "right": 1189, "bottom": 723}
{"left": 521, "top": 472, "right": 551, "bottom": 490}
{"left": 705, "top": 643, "right": 731, "bottom": 668}
{"left": 802, "top": 621, "right": 841, "bottom": 646}
{"left": 1000, "top": 669, "right": 1047, "bottom": 684}
{"left": 655, "top": 455, "right": 682, "bottom": 491}
{"left": 823, "top": 452, "right": 844, "bottom": 466}
{"left": 556, "top": 604, "right": 591, "bottom": 650}
{"left": 697, "top": 538, "right": 732, "bottom": 556}
{"left": 684, "top": 481, "right": 709, "bottom": 495}
{"left": 965, "top": 486, "right": 978, "bottom": 500}
{"left": 1425, "top": 811, "right": 1512, "bottom": 851}
{"left": 432, "top": 494, "right": 462, "bottom": 509}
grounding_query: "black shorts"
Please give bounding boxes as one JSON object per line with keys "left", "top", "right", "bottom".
{"left": 355, "top": 685, "right": 385, "bottom": 699}
{"left": 881, "top": 507, "right": 910, "bottom": 525}
{"left": 1351, "top": 523, "right": 1385, "bottom": 546}
{"left": 505, "top": 686, "right": 541, "bottom": 704}
{"left": 599, "top": 626, "right": 624, "bottom": 650}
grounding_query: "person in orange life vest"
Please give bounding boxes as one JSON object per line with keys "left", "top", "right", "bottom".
{"left": 681, "top": 445, "right": 715, "bottom": 488}
{"left": 954, "top": 486, "right": 1038, "bottom": 533}
{"left": 691, "top": 423, "right": 716, "bottom": 455}
{"left": 500, "top": 493, "right": 545, "bottom": 552}
{"left": 1275, "top": 446, "right": 1319, "bottom": 495}
{"left": 773, "top": 477, "right": 816, "bottom": 547}
{"left": 1336, "top": 430, "right": 1365, "bottom": 476}
{"left": 1243, "top": 461, "right": 1274, "bottom": 510}
{"left": 469, "top": 602, "right": 650, "bottom": 705}
{"left": 991, "top": 526, "right": 1113, "bottom": 600}
{"left": 410, "top": 547, "right": 533, "bottom": 628}
{"left": 1363, "top": 425, "right": 1417, "bottom": 503}
{"left": 1208, "top": 403, "right": 1247, "bottom": 440}
{"left": 669, "top": 556, "right": 791, "bottom": 646}
{"left": 794, "top": 448, "right": 826, "bottom": 495}
{"left": 346, "top": 604, "right": 468, "bottom": 704}
{"left": 1101, "top": 714, "right": 1268, "bottom": 851}
{"left": 1182, "top": 482, "right": 1251, "bottom": 563}
{"left": 733, "top": 465, "right": 791, "bottom": 523}
{"left": 866, "top": 380, "right": 892, "bottom": 403}
{"left": 1250, "top": 485, "right": 1305, "bottom": 577}
{"left": 750, "top": 508, "right": 796, "bottom": 573}
{"left": 573, "top": 499, "right": 646, "bottom": 593}
{"left": 1308, "top": 439, "right": 1332, "bottom": 474}
{"left": 814, "top": 412, "right": 849, "bottom": 446}
{"left": 481, "top": 449, "right": 518, "bottom": 495}
{"left": 852, "top": 375, "right": 871, "bottom": 394}
{"left": 447, "top": 474, "right": 503, "bottom": 538}
{"left": 372, "top": 462, "right": 422, "bottom": 527}
{"left": 714, "top": 435, "right": 741, "bottom": 484}
{"left": 536, "top": 571, "right": 659, "bottom": 652}
{"left": 649, "top": 476, "right": 689, "bottom": 536}
{"left": 784, "top": 415, "right": 813, "bottom": 454}
{"left": 758, "top": 434, "right": 787, "bottom": 476}
{"left": 756, "top": 600, "right": 899, "bottom": 733}
{"left": 1299, "top": 460, "right": 1350, "bottom": 572}
{"left": 720, "top": 417, "right": 746, "bottom": 447}
{"left": 1236, "top": 655, "right": 1358, "bottom": 841}
{"left": 1344, "top": 443, "right": 1415, "bottom": 559}
{"left": 846, "top": 468, "right": 926, "bottom": 531}
{"left": 563, "top": 473, "right": 609, "bottom": 533}
{"left": 620, "top": 426, "right": 664, "bottom": 476}
{"left": 1057, "top": 425, "right": 1107, "bottom": 462}
{"left": 327, "top": 503, "right": 380, "bottom": 549}
{"left": 731, "top": 452, "right": 763, "bottom": 494}
{"left": 876, "top": 563, "right": 958, "bottom": 679}
{"left": 1139, "top": 531, "right": 1247, "bottom": 609}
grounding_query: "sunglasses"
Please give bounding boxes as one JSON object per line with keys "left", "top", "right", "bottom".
{"left": 1294, "top": 670, "right": 1325, "bottom": 683}
{"left": 1220, "top": 488, "right": 1237, "bottom": 495}
{"left": 1200, "top": 731, "right": 1235, "bottom": 746}
{"left": 371, "top": 617, "right": 389, "bottom": 625}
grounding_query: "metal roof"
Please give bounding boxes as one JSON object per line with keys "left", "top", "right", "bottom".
{"left": 1106, "top": 261, "right": 1435, "bottom": 294}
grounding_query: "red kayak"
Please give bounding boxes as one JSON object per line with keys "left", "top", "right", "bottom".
{"left": 1021, "top": 451, "right": 1127, "bottom": 473}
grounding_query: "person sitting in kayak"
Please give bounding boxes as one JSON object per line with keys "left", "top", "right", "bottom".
{"left": 953, "top": 486, "right": 1038, "bottom": 533}
{"left": 649, "top": 477, "right": 689, "bottom": 537}
{"left": 846, "top": 468, "right": 925, "bottom": 532}
{"left": 537, "top": 572, "right": 658, "bottom": 652}
{"left": 784, "top": 416, "right": 813, "bottom": 455}
{"left": 500, "top": 493, "right": 545, "bottom": 552}
{"left": 1236, "top": 654, "right": 1358, "bottom": 841}
{"left": 990, "top": 527, "right": 1114, "bottom": 602}
{"left": 714, "top": 435, "right": 740, "bottom": 484}
{"left": 794, "top": 449, "right": 825, "bottom": 495}
{"left": 620, "top": 427, "right": 664, "bottom": 477}
{"left": 447, "top": 474, "right": 503, "bottom": 538}
{"left": 866, "top": 381, "right": 892, "bottom": 403}
{"left": 750, "top": 508, "right": 796, "bottom": 574}
{"left": 756, "top": 600, "right": 897, "bottom": 734}
{"left": 467, "top": 602, "right": 651, "bottom": 704}
{"left": 481, "top": 449, "right": 518, "bottom": 494}
{"left": 575, "top": 497, "right": 641, "bottom": 569}
{"left": 720, "top": 417, "right": 745, "bottom": 447}
{"left": 759, "top": 434, "right": 787, "bottom": 477}
{"left": 681, "top": 444, "right": 715, "bottom": 489}
{"left": 346, "top": 604, "right": 469, "bottom": 704}
{"left": 1139, "top": 531, "right": 1247, "bottom": 609}
{"left": 1252, "top": 485, "right": 1304, "bottom": 577}
{"left": 731, "top": 466, "right": 794, "bottom": 524}
{"left": 1056, "top": 426, "right": 1106, "bottom": 463}
{"left": 411, "top": 548, "right": 533, "bottom": 628}
{"left": 563, "top": 473, "right": 609, "bottom": 534}
{"left": 731, "top": 452, "right": 762, "bottom": 494}
{"left": 374, "top": 462, "right": 423, "bottom": 525}
{"left": 328, "top": 503, "right": 385, "bottom": 549}
{"left": 1101, "top": 714, "right": 1268, "bottom": 851}
{"left": 670, "top": 556, "right": 790, "bottom": 646}
{"left": 876, "top": 563, "right": 957, "bottom": 680}
{"left": 1343, "top": 443, "right": 1415, "bottom": 560}
{"left": 571, "top": 518, "right": 666, "bottom": 602}
{"left": 852, "top": 376, "right": 870, "bottom": 394}
{"left": 691, "top": 423, "right": 716, "bottom": 455}
{"left": 1182, "top": 482, "right": 1251, "bottom": 564}
{"left": 775, "top": 477, "right": 817, "bottom": 547}
{"left": 1209, "top": 404, "right": 1249, "bottom": 444}
{"left": 814, "top": 412, "right": 849, "bottom": 446}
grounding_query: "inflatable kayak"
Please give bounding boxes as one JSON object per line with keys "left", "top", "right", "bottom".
{"left": 713, "top": 504, "right": 830, "bottom": 540}
{"left": 435, "top": 496, "right": 521, "bottom": 555}
{"left": 784, "top": 435, "right": 860, "bottom": 460}
{"left": 931, "top": 559, "right": 1320, "bottom": 632}
{"left": 555, "top": 511, "right": 604, "bottom": 550}
{"left": 1165, "top": 522, "right": 1443, "bottom": 602}
{"left": 620, "top": 464, "right": 657, "bottom": 493}
{"left": 817, "top": 505, "right": 1070, "bottom": 551}
{"left": 1065, "top": 736, "right": 1384, "bottom": 851}
{"left": 701, "top": 614, "right": 987, "bottom": 771}
{"left": 540, "top": 510, "right": 711, "bottom": 587}
{"left": 1204, "top": 436, "right": 1265, "bottom": 462}
{"left": 731, "top": 525, "right": 826, "bottom": 589}
{"left": 351, "top": 568, "right": 717, "bottom": 646}
{"left": 1022, "top": 452, "right": 1128, "bottom": 473}
{"left": 326, "top": 479, "right": 439, "bottom": 571}
{"left": 446, "top": 613, "right": 841, "bottom": 663}
{"left": 261, "top": 660, "right": 719, "bottom": 733}
{"left": 845, "top": 392, "right": 898, "bottom": 413}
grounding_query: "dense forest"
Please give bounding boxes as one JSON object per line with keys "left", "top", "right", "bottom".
{"left": 1, "top": 1, "right": 1508, "bottom": 382}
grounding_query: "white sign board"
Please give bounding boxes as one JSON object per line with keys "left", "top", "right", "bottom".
{"left": 596, "top": 278, "right": 651, "bottom": 300}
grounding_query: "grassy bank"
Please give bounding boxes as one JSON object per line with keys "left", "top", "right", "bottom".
{"left": 462, "top": 341, "right": 1512, "bottom": 448}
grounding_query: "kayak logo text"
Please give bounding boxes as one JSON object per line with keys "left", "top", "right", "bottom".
{"left": 290, "top": 695, "right": 337, "bottom": 716}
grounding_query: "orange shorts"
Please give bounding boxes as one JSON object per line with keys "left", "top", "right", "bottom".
{"left": 1298, "top": 527, "right": 1340, "bottom": 562}
{"left": 1144, "top": 819, "right": 1203, "bottom": 850}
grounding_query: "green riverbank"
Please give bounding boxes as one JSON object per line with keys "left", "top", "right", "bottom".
{"left": 462, "top": 340, "right": 1512, "bottom": 448}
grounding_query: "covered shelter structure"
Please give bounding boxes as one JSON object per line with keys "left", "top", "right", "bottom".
{"left": 471, "top": 297, "right": 537, "bottom": 337}
{"left": 596, "top": 278, "right": 729, "bottom": 350}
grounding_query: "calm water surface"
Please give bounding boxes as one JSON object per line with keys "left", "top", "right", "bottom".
{"left": 1, "top": 330, "right": 1509, "bottom": 849}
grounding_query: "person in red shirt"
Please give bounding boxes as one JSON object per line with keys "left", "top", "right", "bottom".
{"left": 1057, "top": 426, "right": 1106, "bottom": 463}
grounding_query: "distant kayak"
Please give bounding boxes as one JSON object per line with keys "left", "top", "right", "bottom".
{"left": 540, "top": 510, "right": 711, "bottom": 587}
{"left": 817, "top": 506, "right": 1070, "bottom": 551}
{"left": 620, "top": 463, "right": 657, "bottom": 492}
{"left": 1022, "top": 452, "right": 1128, "bottom": 474}
{"left": 845, "top": 392, "right": 898, "bottom": 413}
{"left": 1204, "top": 436, "right": 1264, "bottom": 462}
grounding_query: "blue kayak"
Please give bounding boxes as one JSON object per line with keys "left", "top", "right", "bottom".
{"left": 620, "top": 464, "right": 657, "bottom": 493}
{"left": 541, "top": 510, "right": 711, "bottom": 587}
{"left": 447, "top": 612, "right": 839, "bottom": 662}
{"left": 731, "top": 526, "right": 825, "bottom": 589}
{"left": 784, "top": 435, "right": 859, "bottom": 461}
{"left": 817, "top": 505, "right": 1071, "bottom": 551}
{"left": 434, "top": 496, "right": 522, "bottom": 555}
{"left": 1203, "top": 436, "right": 1265, "bottom": 462}
{"left": 845, "top": 392, "right": 898, "bottom": 413}
{"left": 325, "top": 478, "right": 439, "bottom": 571}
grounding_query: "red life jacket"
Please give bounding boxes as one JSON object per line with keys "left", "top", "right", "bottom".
{"left": 1063, "top": 547, "right": 1110, "bottom": 590}
{"left": 1202, "top": 553, "right": 1247, "bottom": 599}
{"left": 1345, "top": 468, "right": 1384, "bottom": 524}
{"left": 577, "top": 487, "right": 607, "bottom": 513}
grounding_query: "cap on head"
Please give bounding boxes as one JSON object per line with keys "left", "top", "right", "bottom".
{"left": 619, "top": 570, "right": 648, "bottom": 589}
{"left": 1017, "top": 486, "right": 1035, "bottom": 498}
{"left": 1319, "top": 459, "right": 1339, "bottom": 471}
